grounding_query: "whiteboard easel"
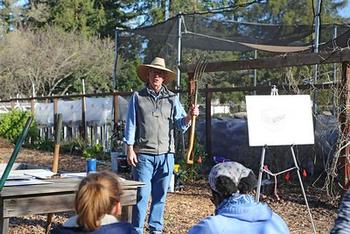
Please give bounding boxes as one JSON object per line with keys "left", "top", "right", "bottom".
{"left": 246, "top": 86, "right": 316, "bottom": 234}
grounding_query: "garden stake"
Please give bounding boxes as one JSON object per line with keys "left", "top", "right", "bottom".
{"left": 186, "top": 58, "right": 207, "bottom": 164}
{"left": 52, "top": 113, "right": 62, "bottom": 173}
{"left": 45, "top": 113, "right": 62, "bottom": 234}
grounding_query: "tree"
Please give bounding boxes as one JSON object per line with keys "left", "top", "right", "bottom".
{"left": 24, "top": 0, "right": 139, "bottom": 38}
{"left": 0, "top": 0, "right": 23, "bottom": 33}
{"left": 0, "top": 26, "right": 116, "bottom": 98}
{"left": 96, "top": 0, "right": 139, "bottom": 37}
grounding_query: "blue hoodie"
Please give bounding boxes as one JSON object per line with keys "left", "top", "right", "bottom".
{"left": 188, "top": 194, "right": 289, "bottom": 234}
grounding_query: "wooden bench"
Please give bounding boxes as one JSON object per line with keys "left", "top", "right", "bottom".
{"left": 0, "top": 177, "right": 143, "bottom": 234}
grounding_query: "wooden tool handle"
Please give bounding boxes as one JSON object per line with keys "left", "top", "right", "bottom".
{"left": 185, "top": 115, "right": 197, "bottom": 164}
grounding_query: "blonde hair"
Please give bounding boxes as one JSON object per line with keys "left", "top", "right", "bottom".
{"left": 75, "top": 171, "right": 122, "bottom": 231}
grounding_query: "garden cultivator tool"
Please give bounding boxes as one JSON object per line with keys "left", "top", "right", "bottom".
{"left": 185, "top": 58, "right": 207, "bottom": 164}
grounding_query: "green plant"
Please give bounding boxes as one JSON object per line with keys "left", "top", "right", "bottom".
{"left": 33, "top": 138, "right": 55, "bottom": 151}
{"left": 60, "top": 137, "right": 86, "bottom": 155}
{"left": 82, "top": 143, "right": 104, "bottom": 159}
{"left": 177, "top": 138, "right": 207, "bottom": 182}
{"left": 0, "top": 109, "right": 39, "bottom": 143}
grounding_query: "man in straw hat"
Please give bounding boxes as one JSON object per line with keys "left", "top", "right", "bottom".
{"left": 124, "top": 57, "right": 199, "bottom": 234}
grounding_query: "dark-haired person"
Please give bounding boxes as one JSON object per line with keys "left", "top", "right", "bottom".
{"left": 51, "top": 171, "right": 136, "bottom": 234}
{"left": 124, "top": 57, "right": 199, "bottom": 234}
{"left": 188, "top": 161, "right": 289, "bottom": 234}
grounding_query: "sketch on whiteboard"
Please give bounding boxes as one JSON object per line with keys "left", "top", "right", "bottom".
{"left": 260, "top": 108, "right": 287, "bottom": 133}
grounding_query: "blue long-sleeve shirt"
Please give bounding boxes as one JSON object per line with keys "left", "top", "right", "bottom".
{"left": 124, "top": 86, "right": 189, "bottom": 145}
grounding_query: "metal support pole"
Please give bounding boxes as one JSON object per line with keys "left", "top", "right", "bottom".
{"left": 313, "top": 0, "right": 322, "bottom": 55}
{"left": 256, "top": 145, "right": 267, "bottom": 202}
{"left": 312, "top": 0, "right": 322, "bottom": 113}
{"left": 113, "top": 92, "right": 119, "bottom": 151}
{"left": 113, "top": 29, "right": 119, "bottom": 91}
{"left": 81, "top": 79, "right": 87, "bottom": 141}
{"left": 254, "top": 50, "right": 257, "bottom": 95}
{"left": 333, "top": 25, "right": 338, "bottom": 115}
{"left": 176, "top": 14, "right": 182, "bottom": 97}
{"left": 205, "top": 84, "right": 212, "bottom": 159}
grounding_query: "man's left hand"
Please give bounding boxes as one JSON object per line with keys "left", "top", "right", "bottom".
{"left": 185, "top": 104, "right": 199, "bottom": 124}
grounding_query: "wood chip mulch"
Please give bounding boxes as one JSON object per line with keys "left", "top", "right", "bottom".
{"left": 0, "top": 144, "right": 339, "bottom": 234}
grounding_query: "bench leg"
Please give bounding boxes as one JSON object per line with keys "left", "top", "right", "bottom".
{"left": 0, "top": 218, "right": 9, "bottom": 234}
{"left": 45, "top": 213, "right": 54, "bottom": 234}
{"left": 121, "top": 206, "right": 133, "bottom": 223}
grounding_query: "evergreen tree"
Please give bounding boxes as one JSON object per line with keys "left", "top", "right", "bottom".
{"left": 51, "top": 0, "right": 103, "bottom": 37}
{"left": 24, "top": 0, "right": 138, "bottom": 37}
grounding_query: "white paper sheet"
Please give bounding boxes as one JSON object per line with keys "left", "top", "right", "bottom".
{"left": 246, "top": 95, "right": 315, "bottom": 146}
{"left": 23, "top": 169, "right": 56, "bottom": 179}
{"left": 4, "top": 179, "right": 52, "bottom": 186}
{"left": 60, "top": 172, "right": 87, "bottom": 178}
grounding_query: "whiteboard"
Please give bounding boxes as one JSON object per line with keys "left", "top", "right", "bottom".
{"left": 246, "top": 95, "right": 314, "bottom": 146}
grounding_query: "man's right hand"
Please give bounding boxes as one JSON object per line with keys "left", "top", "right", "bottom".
{"left": 127, "top": 145, "right": 138, "bottom": 167}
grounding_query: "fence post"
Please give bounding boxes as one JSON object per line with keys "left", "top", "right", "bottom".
{"left": 10, "top": 97, "right": 14, "bottom": 109}
{"left": 340, "top": 62, "right": 350, "bottom": 189}
{"left": 113, "top": 91, "right": 119, "bottom": 135}
{"left": 205, "top": 84, "right": 212, "bottom": 159}
{"left": 30, "top": 98, "right": 35, "bottom": 115}
{"left": 81, "top": 95, "right": 87, "bottom": 141}
{"left": 53, "top": 98, "right": 58, "bottom": 130}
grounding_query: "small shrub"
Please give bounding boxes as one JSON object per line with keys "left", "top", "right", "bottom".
{"left": 82, "top": 143, "right": 104, "bottom": 159}
{"left": 33, "top": 138, "right": 55, "bottom": 151}
{"left": 60, "top": 137, "right": 86, "bottom": 155}
{"left": 0, "top": 109, "right": 39, "bottom": 143}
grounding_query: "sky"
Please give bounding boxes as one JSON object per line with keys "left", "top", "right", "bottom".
{"left": 339, "top": 2, "right": 350, "bottom": 18}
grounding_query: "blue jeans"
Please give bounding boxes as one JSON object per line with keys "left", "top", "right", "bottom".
{"left": 132, "top": 153, "right": 174, "bottom": 234}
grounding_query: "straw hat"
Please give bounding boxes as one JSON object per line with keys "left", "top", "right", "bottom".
{"left": 137, "top": 57, "right": 176, "bottom": 84}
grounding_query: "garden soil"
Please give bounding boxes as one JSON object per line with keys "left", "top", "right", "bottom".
{"left": 0, "top": 142, "right": 339, "bottom": 234}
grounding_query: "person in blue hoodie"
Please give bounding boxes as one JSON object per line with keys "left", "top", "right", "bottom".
{"left": 330, "top": 186, "right": 350, "bottom": 234}
{"left": 51, "top": 171, "right": 136, "bottom": 234}
{"left": 188, "top": 161, "right": 289, "bottom": 234}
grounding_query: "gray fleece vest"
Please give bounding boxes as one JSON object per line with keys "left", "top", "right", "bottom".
{"left": 134, "top": 87, "right": 177, "bottom": 155}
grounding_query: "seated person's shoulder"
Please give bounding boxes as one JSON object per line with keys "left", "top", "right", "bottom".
{"left": 51, "top": 222, "right": 136, "bottom": 234}
{"left": 188, "top": 215, "right": 227, "bottom": 234}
